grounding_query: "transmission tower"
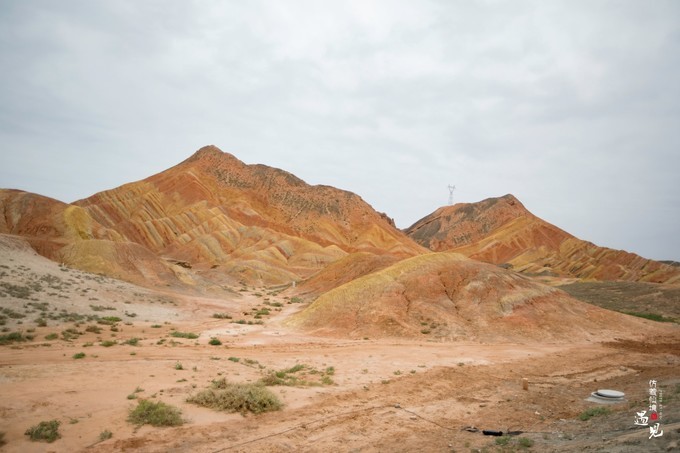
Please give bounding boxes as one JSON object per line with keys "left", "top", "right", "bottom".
{"left": 448, "top": 184, "right": 456, "bottom": 205}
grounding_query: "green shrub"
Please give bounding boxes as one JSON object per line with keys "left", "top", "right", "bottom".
{"left": 127, "top": 400, "right": 183, "bottom": 427}
{"left": 228, "top": 357, "right": 240, "bottom": 362}
{"left": 579, "top": 406, "right": 611, "bottom": 421}
{"left": 187, "top": 379, "right": 282, "bottom": 414}
{"left": 25, "top": 419, "right": 60, "bottom": 442}
{"left": 495, "top": 436, "right": 510, "bottom": 446}
{"left": 518, "top": 437, "right": 534, "bottom": 448}
{"left": 99, "top": 429, "right": 112, "bottom": 441}
{"left": 0, "top": 331, "right": 27, "bottom": 345}
{"left": 100, "top": 340, "right": 116, "bottom": 347}
{"left": 212, "top": 313, "right": 232, "bottom": 319}
{"left": 73, "top": 352, "right": 86, "bottom": 359}
{"left": 623, "top": 311, "right": 675, "bottom": 323}
{"left": 208, "top": 337, "right": 222, "bottom": 346}
{"left": 123, "top": 337, "right": 140, "bottom": 346}
{"left": 170, "top": 331, "right": 199, "bottom": 339}
{"left": 85, "top": 325, "right": 102, "bottom": 334}
{"left": 97, "top": 316, "right": 122, "bottom": 325}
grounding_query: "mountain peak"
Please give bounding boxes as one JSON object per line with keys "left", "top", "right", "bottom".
{"left": 182, "top": 145, "right": 242, "bottom": 166}
{"left": 193, "top": 145, "right": 224, "bottom": 158}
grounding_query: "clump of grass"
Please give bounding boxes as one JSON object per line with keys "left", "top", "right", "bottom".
{"left": 85, "top": 325, "right": 102, "bottom": 334}
{"left": 175, "top": 362, "right": 184, "bottom": 370}
{"left": 518, "top": 437, "right": 534, "bottom": 448}
{"left": 100, "top": 340, "right": 116, "bottom": 347}
{"left": 260, "top": 364, "right": 335, "bottom": 387}
{"left": 97, "top": 316, "right": 122, "bottom": 325}
{"left": 127, "top": 400, "right": 184, "bottom": 427}
{"left": 579, "top": 406, "right": 611, "bottom": 421}
{"left": 25, "top": 419, "right": 60, "bottom": 443}
{"left": 99, "top": 429, "right": 112, "bottom": 441}
{"left": 44, "top": 333, "right": 58, "bottom": 340}
{"left": 208, "top": 337, "right": 222, "bottom": 346}
{"left": 123, "top": 337, "right": 140, "bottom": 346}
{"left": 212, "top": 313, "right": 232, "bottom": 319}
{"left": 228, "top": 357, "right": 240, "bottom": 362}
{"left": 495, "top": 436, "right": 510, "bottom": 446}
{"left": 0, "top": 331, "right": 28, "bottom": 345}
{"left": 73, "top": 352, "right": 86, "bottom": 359}
{"left": 623, "top": 312, "right": 675, "bottom": 323}
{"left": 187, "top": 379, "right": 282, "bottom": 414}
{"left": 170, "top": 331, "right": 199, "bottom": 339}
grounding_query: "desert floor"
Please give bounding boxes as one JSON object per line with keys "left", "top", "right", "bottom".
{"left": 1, "top": 246, "right": 678, "bottom": 452}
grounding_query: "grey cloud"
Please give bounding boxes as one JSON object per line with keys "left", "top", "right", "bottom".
{"left": 0, "top": 0, "right": 678, "bottom": 260}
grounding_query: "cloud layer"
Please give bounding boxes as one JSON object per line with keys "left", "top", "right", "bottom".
{"left": 1, "top": 0, "right": 679, "bottom": 260}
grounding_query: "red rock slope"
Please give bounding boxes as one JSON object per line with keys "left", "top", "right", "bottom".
{"left": 70, "top": 146, "right": 424, "bottom": 284}
{"left": 2, "top": 146, "right": 425, "bottom": 286}
{"left": 287, "top": 252, "right": 670, "bottom": 341}
{"left": 405, "top": 195, "right": 680, "bottom": 284}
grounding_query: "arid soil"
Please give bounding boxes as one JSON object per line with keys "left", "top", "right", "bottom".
{"left": 0, "top": 240, "right": 678, "bottom": 452}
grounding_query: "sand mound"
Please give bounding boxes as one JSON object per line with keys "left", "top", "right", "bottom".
{"left": 287, "top": 252, "right": 668, "bottom": 342}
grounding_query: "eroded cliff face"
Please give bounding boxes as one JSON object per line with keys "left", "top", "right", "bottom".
{"left": 406, "top": 194, "right": 680, "bottom": 284}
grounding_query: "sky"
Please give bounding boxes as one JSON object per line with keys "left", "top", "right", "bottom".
{"left": 1, "top": 1, "right": 679, "bottom": 261}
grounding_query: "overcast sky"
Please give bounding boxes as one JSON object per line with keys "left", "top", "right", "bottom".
{"left": 1, "top": 1, "right": 678, "bottom": 261}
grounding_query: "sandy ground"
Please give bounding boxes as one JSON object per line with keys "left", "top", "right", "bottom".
{"left": 1, "top": 239, "right": 679, "bottom": 452}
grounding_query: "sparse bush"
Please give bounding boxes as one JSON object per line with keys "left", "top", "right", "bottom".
{"left": 187, "top": 379, "right": 282, "bottom": 414}
{"left": 170, "top": 331, "right": 199, "bottom": 339}
{"left": 100, "top": 340, "right": 116, "bottom": 347}
{"left": 97, "top": 316, "right": 122, "bottom": 325}
{"left": 44, "top": 333, "right": 58, "bottom": 340}
{"left": 579, "top": 406, "right": 611, "bottom": 421}
{"left": 260, "top": 363, "right": 334, "bottom": 387}
{"left": 321, "top": 375, "right": 334, "bottom": 385}
{"left": 623, "top": 311, "right": 675, "bottom": 323}
{"left": 228, "top": 357, "right": 240, "bottom": 362}
{"left": 175, "top": 362, "right": 184, "bottom": 370}
{"left": 25, "top": 419, "right": 60, "bottom": 442}
{"left": 123, "top": 337, "right": 140, "bottom": 346}
{"left": 99, "top": 429, "right": 112, "bottom": 441}
{"left": 0, "top": 331, "right": 27, "bottom": 345}
{"left": 127, "top": 400, "right": 183, "bottom": 427}
{"left": 209, "top": 337, "right": 222, "bottom": 346}
{"left": 73, "top": 352, "right": 86, "bottom": 359}
{"left": 495, "top": 436, "right": 510, "bottom": 446}
{"left": 212, "top": 313, "right": 232, "bottom": 319}
{"left": 518, "top": 437, "right": 534, "bottom": 448}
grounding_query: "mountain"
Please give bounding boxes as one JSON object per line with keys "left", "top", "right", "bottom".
{"left": 405, "top": 194, "right": 680, "bottom": 284}
{"left": 286, "top": 252, "right": 665, "bottom": 341}
{"left": 0, "top": 189, "right": 184, "bottom": 285}
{"left": 1, "top": 146, "right": 424, "bottom": 286}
